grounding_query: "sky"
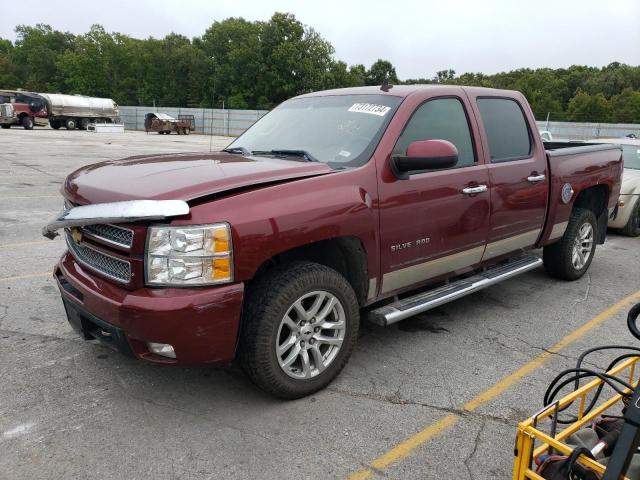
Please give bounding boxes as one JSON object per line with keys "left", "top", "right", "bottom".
{"left": 2, "top": 0, "right": 639, "bottom": 79}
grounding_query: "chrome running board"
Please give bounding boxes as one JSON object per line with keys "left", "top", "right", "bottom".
{"left": 368, "top": 255, "right": 543, "bottom": 327}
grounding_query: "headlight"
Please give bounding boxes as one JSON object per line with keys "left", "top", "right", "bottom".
{"left": 145, "top": 223, "right": 233, "bottom": 286}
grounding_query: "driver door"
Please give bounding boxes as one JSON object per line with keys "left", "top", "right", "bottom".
{"left": 377, "top": 95, "right": 490, "bottom": 296}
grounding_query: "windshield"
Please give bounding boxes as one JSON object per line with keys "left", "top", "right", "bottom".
{"left": 228, "top": 94, "right": 402, "bottom": 168}
{"left": 623, "top": 145, "right": 640, "bottom": 170}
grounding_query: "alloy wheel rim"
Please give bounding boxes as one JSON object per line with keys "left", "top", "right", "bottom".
{"left": 276, "top": 290, "right": 346, "bottom": 380}
{"left": 571, "top": 223, "right": 594, "bottom": 270}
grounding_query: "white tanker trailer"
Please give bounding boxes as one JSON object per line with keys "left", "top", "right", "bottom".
{"left": 39, "top": 93, "right": 120, "bottom": 130}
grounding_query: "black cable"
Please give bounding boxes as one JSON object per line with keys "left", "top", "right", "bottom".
{"left": 544, "top": 369, "right": 634, "bottom": 409}
{"left": 541, "top": 303, "right": 640, "bottom": 425}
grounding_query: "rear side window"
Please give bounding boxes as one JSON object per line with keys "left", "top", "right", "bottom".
{"left": 477, "top": 98, "right": 532, "bottom": 162}
{"left": 393, "top": 97, "right": 476, "bottom": 167}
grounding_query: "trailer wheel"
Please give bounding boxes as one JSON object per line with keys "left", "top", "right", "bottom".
{"left": 239, "top": 262, "right": 359, "bottom": 399}
{"left": 80, "top": 118, "right": 90, "bottom": 130}
{"left": 0, "top": 124, "right": 10, "bottom": 129}
{"left": 65, "top": 118, "right": 76, "bottom": 130}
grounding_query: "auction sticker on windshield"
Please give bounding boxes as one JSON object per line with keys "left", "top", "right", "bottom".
{"left": 348, "top": 103, "right": 391, "bottom": 116}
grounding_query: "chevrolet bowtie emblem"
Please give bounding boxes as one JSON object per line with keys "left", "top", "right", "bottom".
{"left": 70, "top": 227, "right": 83, "bottom": 244}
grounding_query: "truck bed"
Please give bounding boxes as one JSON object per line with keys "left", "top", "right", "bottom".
{"left": 543, "top": 141, "right": 621, "bottom": 157}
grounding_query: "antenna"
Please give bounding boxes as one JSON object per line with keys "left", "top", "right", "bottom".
{"left": 380, "top": 72, "right": 393, "bottom": 92}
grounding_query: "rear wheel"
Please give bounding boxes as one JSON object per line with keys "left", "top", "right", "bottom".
{"left": 22, "top": 116, "right": 34, "bottom": 130}
{"left": 64, "top": 118, "right": 76, "bottom": 130}
{"left": 543, "top": 208, "right": 597, "bottom": 281}
{"left": 0, "top": 124, "right": 10, "bottom": 129}
{"left": 239, "top": 262, "right": 359, "bottom": 399}
{"left": 621, "top": 201, "right": 640, "bottom": 237}
{"left": 50, "top": 119, "right": 62, "bottom": 130}
{"left": 184, "top": 128, "right": 190, "bottom": 135}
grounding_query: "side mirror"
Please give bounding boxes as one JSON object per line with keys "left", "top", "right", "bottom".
{"left": 390, "top": 139, "right": 458, "bottom": 179}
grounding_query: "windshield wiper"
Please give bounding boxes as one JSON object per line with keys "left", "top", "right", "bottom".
{"left": 252, "top": 149, "right": 319, "bottom": 162}
{"left": 222, "top": 146, "right": 252, "bottom": 155}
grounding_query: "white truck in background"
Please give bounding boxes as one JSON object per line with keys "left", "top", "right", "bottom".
{"left": 40, "top": 93, "right": 120, "bottom": 130}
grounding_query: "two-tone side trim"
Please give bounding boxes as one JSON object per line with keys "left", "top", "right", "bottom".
{"left": 381, "top": 246, "right": 485, "bottom": 295}
{"left": 482, "top": 229, "right": 541, "bottom": 261}
{"left": 548, "top": 221, "right": 569, "bottom": 241}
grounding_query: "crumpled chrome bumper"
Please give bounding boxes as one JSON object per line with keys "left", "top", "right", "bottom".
{"left": 42, "top": 199, "right": 190, "bottom": 239}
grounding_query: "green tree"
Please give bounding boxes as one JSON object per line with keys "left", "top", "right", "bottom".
{"left": 0, "top": 38, "right": 20, "bottom": 88}
{"left": 12, "top": 24, "right": 74, "bottom": 91}
{"left": 610, "top": 88, "right": 640, "bottom": 123}
{"left": 366, "top": 59, "right": 398, "bottom": 86}
{"left": 566, "top": 90, "right": 612, "bottom": 122}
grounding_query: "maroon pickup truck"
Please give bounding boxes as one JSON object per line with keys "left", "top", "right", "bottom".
{"left": 44, "top": 85, "right": 623, "bottom": 399}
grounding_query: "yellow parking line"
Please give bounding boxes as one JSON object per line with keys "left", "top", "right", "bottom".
{"left": 348, "top": 289, "right": 640, "bottom": 479}
{"left": 0, "top": 272, "right": 51, "bottom": 283}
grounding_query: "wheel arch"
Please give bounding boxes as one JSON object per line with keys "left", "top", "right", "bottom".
{"left": 572, "top": 184, "right": 610, "bottom": 244}
{"left": 249, "top": 236, "right": 370, "bottom": 307}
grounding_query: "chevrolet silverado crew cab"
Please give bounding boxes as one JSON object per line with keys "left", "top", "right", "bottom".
{"left": 44, "top": 85, "right": 623, "bottom": 399}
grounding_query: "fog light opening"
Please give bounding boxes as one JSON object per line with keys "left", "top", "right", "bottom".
{"left": 147, "top": 342, "right": 176, "bottom": 359}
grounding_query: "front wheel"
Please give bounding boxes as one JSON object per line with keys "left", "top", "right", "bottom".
{"left": 621, "top": 200, "right": 640, "bottom": 237}
{"left": 543, "top": 208, "right": 597, "bottom": 281}
{"left": 239, "top": 262, "right": 359, "bottom": 399}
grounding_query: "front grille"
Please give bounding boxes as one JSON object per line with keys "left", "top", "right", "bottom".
{"left": 66, "top": 231, "right": 131, "bottom": 283}
{"left": 83, "top": 224, "right": 134, "bottom": 249}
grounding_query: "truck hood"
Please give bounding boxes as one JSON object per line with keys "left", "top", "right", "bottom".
{"left": 63, "top": 151, "right": 334, "bottom": 204}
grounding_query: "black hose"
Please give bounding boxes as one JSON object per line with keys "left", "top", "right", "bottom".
{"left": 541, "top": 303, "right": 640, "bottom": 424}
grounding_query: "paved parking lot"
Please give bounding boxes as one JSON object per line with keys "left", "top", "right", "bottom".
{"left": 1, "top": 127, "right": 639, "bottom": 480}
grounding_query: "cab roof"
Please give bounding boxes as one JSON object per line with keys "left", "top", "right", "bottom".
{"left": 296, "top": 84, "right": 521, "bottom": 99}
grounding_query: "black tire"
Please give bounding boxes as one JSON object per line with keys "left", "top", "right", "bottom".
{"left": 0, "top": 124, "right": 10, "bottom": 129}
{"left": 64, "top": 118, "right": 76, "bottom": 130}
{"left": 22, "top": 116, "right": 34, "bottom": 130}
{"left": 50, "top": 120, "right": 61, "bottom": 130}
{"left": 621, "top": 200, "right": 640, "bottom": 237}
{"left": 543, "top": 208, "right": 598, "bottom": 281}
{"left": 80, "top": 118, "right": 90, "bottom": 130}
{"left": 239, "top": 261, "right": 360, "bottom": 399}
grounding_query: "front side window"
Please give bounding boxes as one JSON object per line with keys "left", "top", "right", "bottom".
{"left": 393, "top": 97, "right": 476, "bottom": 167}
{"left": 477, "top": 98, "right": 532, "bottom": 162}
{"left": 228, "top": 94, "right": 402, "bottom": 168}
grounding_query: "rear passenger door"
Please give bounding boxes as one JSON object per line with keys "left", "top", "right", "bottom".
{"left": 467, "top": 94, "right": 549, "bottom": 261}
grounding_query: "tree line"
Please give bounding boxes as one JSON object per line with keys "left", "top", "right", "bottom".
{"left": 1, "top": 13, "right": 639, "bottom": 123}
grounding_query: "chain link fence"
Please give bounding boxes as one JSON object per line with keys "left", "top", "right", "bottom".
{"left": 536, "top": 121, "right": 640, "bottom": 140}
{"left": 118, "top": 106, "right": 639, "bottom": 141}
{"left": 118, "top": 106, "right": 268, "bottom": 136}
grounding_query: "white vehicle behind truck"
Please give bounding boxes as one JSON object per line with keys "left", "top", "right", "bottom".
{"left": 40, "top": 93, "right": 120, "bottom": 130}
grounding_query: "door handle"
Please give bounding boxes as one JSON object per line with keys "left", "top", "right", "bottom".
{"left": 527, "top": 174, "right": 546, "bottom": 183}
{"left": 462, "top": 185, "right": 488, "bottom": 195}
